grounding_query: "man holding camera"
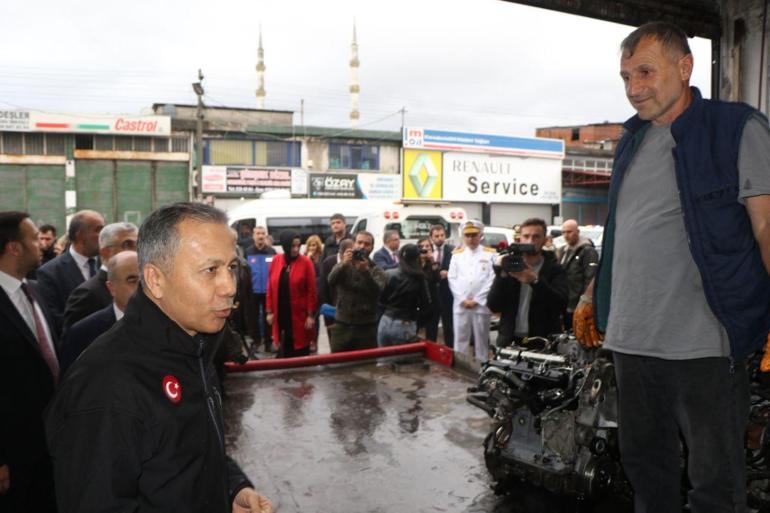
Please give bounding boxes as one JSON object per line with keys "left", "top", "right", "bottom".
{"left": 327, "top": 230, "right": 386, "bottom": 352}
{"left": 487, "top": 218, "right": 568, "bottom": 347}
{"left": 448, "top": 220, "right": 496, "bottom": 361}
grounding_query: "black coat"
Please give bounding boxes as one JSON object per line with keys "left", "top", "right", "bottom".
{"left": 487, "top": 251, "right": 568, "bottom": 345}
{"left": 36, "top": 251, "right": 87, "bottom": 334}
{"left": 318, "top": 254, "right": 339, "bottom": 308}
{"left": 0, "top": 282, "right": 57, "bottom": 512}
{"left": 59, "top": 303, "right": 116, "bottom": 376}
{"left": 62, "top": 268, "right": 111, "bottom": 331}
{"left": 322, "top": 233, "right": 352, "bottom": 261}
{"left": 45, "top": 290, "right": 252, "bottom": 513}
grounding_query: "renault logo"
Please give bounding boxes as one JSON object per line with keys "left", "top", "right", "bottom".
{"left": 408, "top": 155, "right": 438, "bottom": 198}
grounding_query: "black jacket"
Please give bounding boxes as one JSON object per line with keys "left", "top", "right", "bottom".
{"left": 59, "top": 303, "right": 116, "bottom": 376}
{"left": 62, "top": 268, "right": 111, "bottom": 331}
{"left": 0, "top": 281, "right": 58, "bottom": 511}
{"left": 322, "top": 233, "right": 352, "bottom": 261}
{"left": 487, "top": 251, "right": 568, "bottom": 345}
{"left": 36, "top": 251, "right": 87, "bottom": 333}
{"left": 380, "top": 267, "right": 432, "bottom": 322}
{"left": 45, "top": 290, "right": 252, "bottom": 513}
{"left": 556, "top": 240, "right": 599, "bottom": 312}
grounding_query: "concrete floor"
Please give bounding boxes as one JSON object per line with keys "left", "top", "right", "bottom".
{"left": 222, "top": 357, "right": 632, "bottom": 513}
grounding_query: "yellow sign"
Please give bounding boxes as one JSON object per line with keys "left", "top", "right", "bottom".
{"left": 402, "top": 150, "right": 442, "bottom": 199}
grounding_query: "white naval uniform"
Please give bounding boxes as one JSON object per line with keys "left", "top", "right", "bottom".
{"left": 447, "top": 245, "right": 496, "bottom": 361}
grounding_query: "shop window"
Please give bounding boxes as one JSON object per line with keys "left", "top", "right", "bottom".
{"left": 329, "top": 143, "right": 379, "bottom": 170}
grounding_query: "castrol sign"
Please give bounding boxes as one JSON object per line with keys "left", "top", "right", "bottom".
{"left": 0, "top": 110, "right": 171, "bottom": 136}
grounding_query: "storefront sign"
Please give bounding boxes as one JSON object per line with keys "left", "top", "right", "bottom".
{"left": 0, "top": 110, "right": 171, "bottom": 136}
{"left": 201, "top": 166, "right": 292, "bottom": 194}
{"left": 402, "top": 150, "right": 442, "bottom": 200}
{"left": 442, "top": 152, "right": 561, "bottom": 204}
{"left": 309, "top": 172, "right": 400, "bottom": 199}
{"left": 404, "top": 127, "right": 564, "bottom": 159}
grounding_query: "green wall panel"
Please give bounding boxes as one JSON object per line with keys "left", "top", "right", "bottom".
{"left": 155, "top": 162, "right": 189, "bottom": 207}
{"left": 76, "top": 160, "right": 115, "bottom": 222}
{"left": 26, "top": 165, "right": 66, "bottom": 233}
{"left": 117, "top": 161, "right": 152, "bottom": 225}
{"left": 0, "top": 165, "right": 26, "bottom": 211}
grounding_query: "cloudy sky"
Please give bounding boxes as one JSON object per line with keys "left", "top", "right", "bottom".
{"left": 1, "top": 0, "right": 712, "bottom": 136}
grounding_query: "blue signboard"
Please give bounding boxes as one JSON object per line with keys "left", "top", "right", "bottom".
{"left": 403, "top": 127, "right": 564, "bottom": 159}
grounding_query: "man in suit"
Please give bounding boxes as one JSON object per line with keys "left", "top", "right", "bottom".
{"left": 59, "top": 251, "right": 139, "bottom": 375}
{"left": 62, "top": 222, "right": 137, "bottom": 331}
{"left": 36, "top": 209, "right": 105, "bottom": 334}
{"left": 372, "top": 229, "right": 400, "bottom": 270}
{"left": 427, "top": 224, "right": 455, "bottom": 347}
{"left": 0, "top": 211, "right": 58, "bottom": 513}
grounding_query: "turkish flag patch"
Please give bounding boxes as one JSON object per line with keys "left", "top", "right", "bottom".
{"left": 162, "top": 375, "right": 182, "bottom": 404}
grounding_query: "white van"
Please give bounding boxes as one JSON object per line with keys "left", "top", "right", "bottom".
{"left": 351, "top": 202, "right": 468, "bottom": 250}
{"left": 226, "top": 198, "right": 391, "bottom": 246}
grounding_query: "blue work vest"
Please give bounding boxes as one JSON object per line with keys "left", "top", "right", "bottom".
{"left": 595, "top": 87, "right": 770, "bottom": 360}
{"left": 247, "top": 253, "right": 273, "bottom": 295}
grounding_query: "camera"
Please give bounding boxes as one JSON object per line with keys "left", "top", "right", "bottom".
{"left": 498, "top": 243, "right": 536, "bottom": 273}
{"left": 351, "top": 249, "right": 367, "bottom": 261}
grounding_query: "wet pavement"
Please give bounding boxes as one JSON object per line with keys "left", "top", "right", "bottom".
{"left": 223, "top": 357, "right": 632, "bottom": 513}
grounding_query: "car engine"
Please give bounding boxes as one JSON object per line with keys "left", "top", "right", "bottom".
{"left": 467, "top": 334, "right": 624, "bottom": 499}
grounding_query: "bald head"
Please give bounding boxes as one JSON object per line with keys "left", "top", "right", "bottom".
{"left": 106, "top": 251, "right": 139, "bottom": 312}
{"left": 561, "top": 219, "right": 580, "bottom": 247}
{"left": 68, "top": 209, "right": 105, "bottom": 257}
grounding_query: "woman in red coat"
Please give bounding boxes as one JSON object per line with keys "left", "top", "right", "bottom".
{"left": 266, "top": 230, "right": 317, "bottom": 357}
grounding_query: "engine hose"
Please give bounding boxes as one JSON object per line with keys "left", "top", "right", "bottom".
{"left": 483, "top": 365, "right": 528, "bottom": 391}
{"left": 467, "top": 395, "right": 496, "bottom": 416}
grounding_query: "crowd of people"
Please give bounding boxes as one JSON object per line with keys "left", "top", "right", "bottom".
{"left": 2, "top": 21, "right": 769, "bottom": 513}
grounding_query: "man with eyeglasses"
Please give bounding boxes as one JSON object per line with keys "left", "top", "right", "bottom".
{"left": 448, "top": 220, "right": 496, "bottom": 361}
{"left": 62, "top": 222, "right": 138, "bottom": 331}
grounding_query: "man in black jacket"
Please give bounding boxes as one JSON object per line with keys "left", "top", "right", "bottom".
{"left": 322, "top": 213, "right": 352, "bottom": 261}
{"left": 45, "top": 202, "right": 272, "bottom": 513}
{"left": 487, "top": 218, "right": 568, "bottom": 346}
{"left": 556, "top": 219, "right": 598, "bottom": 329}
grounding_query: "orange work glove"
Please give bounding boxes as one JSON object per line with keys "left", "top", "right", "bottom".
{"left": 572, "top": 295, "right": 604, "bottom": 348}
{"left": 761, "top": 333, "right": 770, "bottom": 372}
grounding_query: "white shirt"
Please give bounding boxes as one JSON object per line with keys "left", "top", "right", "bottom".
{"left": 447, "top": 245, "right": 496, "bottom": 315}
{"left": 70, "top": 247, "right": 93, "bottom": 281}
{"left": 0, "top": 270, "right": 55, "bottom": 348}
{"left": 113, "top": 302, "right": 125, "bottom": 321}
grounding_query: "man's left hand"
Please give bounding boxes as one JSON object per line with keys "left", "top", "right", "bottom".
{"left": 305, "top": 316, "right": 315, "bottom": 330}
{"left": 761, "top": 333, "right": 770, "bottom": 372}
{"left": 354, "top": 259, "right": 369, "bottom": 272}
{"left": 233, "top": 487, "right": 273, "bottom": 513}
{"left": 508, "top": 264, "right": 538, "bottom": 284}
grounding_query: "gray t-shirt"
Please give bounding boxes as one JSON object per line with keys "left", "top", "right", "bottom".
{"left": 514, "top": 259, "right": 544, "bottom": 338}
{"left": 604, "top": 117, "right": 770, "bottom": 359}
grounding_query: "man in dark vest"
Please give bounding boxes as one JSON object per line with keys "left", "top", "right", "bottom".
{"left": 573, "top": 22, "right": 770, "bottom": 513}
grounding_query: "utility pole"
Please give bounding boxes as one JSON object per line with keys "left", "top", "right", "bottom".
{"left": 192, "top": 69, "right": 205, "bottom": 201}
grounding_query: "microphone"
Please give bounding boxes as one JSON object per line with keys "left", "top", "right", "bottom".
{"left": 496, "top": 240, "right": 509, "bottom": 251}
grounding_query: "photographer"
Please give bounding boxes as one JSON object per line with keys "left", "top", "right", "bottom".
{"left": 377, "top": 244, "right": 432, "bottom": 347}
{"left": 327, "top": 231, "right": 386, "bottom": 352}
{"left": 487, "top": 218, "right": 568, "bottom": 346}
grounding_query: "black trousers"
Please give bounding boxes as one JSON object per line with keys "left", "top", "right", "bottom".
{"left": 253, "top": 293, "right": 272, "bottom": 345}
{"left": 426, "top": 293, "right": 453, "bottom": 348}
{"left": 614, "top": 352, "right": 749, "bottom": 513}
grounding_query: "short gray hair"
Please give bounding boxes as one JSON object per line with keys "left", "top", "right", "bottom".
{"left": 621, "top": 21, "right": 691, "bottom": 59}
{"left": 99, "top": 222, "right": 138, "bottom": 249}
{"left": 138, "top": 202, "right": 228, "bottom": 282}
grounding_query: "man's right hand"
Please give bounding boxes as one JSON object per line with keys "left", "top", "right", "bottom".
{"left": 341, "top": 249, "right": 353, "bottom": 265}
{"left": 0, "top": 464, "right": 9, "bottom": 495}
{"left": 439, "top": 270, "right": 448, "bottom": 280}
{"left": 572, "top": 296, "right": 603, "bottom": 348}
{"left": 266, "top": 313, "right": 274, "bottom": 326}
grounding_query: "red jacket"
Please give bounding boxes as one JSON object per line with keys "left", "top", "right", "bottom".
{"left": 266, "top": 253, "right": 317, "bottom": 349}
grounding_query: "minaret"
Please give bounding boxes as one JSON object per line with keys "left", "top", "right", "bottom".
{"left": 349, "top": 23, "right": 360, "bottom": 127}
{"left": 256, "top": 28, "right": 266, "bottom": 109}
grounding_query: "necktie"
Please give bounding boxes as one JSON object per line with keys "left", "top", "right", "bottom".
{"left": 20, "top": 283, "right": 60, "bottom": 384}
{"left": 438, "top": 246, "right": 443, "bottom": 265}
{"left": 87, "top": 257, "right": 97, "bottom": 278}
